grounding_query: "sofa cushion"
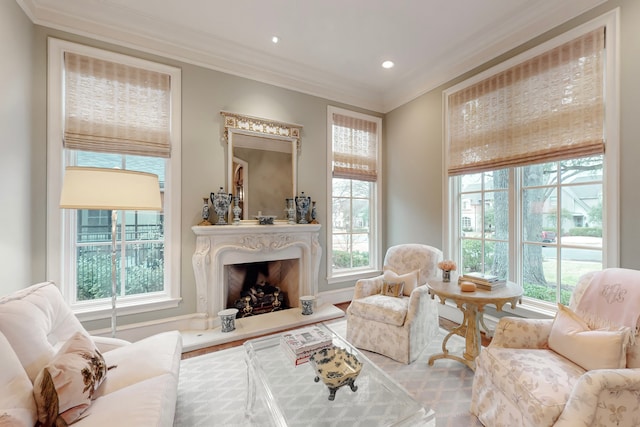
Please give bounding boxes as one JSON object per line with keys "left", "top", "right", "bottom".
{"left": 479, "top": 347, "right": 585, "bottom": 426}
{"left": 0, "top": 332, "right": 36, "bottom": 427}
{"left": 33, "top": 332, "right": 108, "bottom": 426}
{"left": 74, "top": 373, "right": 179, "bottom": 427}
{"left": 0, "top": 282, "right": 87, "bottom": 381}
{"left": 96, "top": 331, "right": 182, "bottom": 397}
{"left": 549, "top": 303, "right": 630, "bottom": 370}
{"left": 348, "top": 294, "right": 408, "bottom": 326}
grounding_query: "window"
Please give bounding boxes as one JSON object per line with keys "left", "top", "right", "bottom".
{"left": 327, "top": 106, "right": 382, "bottom": 280}
{"left": 444, "top": 12, "right": 618, "bottom": 313}
{"left": 47, "top": 39, "right": 182, "bottom": 319}
{"left": 461, "top": 216, "right": 472, "bottom": 230}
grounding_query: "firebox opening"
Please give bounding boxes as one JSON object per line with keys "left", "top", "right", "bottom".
{"left": 225, "top": 258, "right": 300, "bottom": 318}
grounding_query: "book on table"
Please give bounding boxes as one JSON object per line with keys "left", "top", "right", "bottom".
{"left": 461, "top": 272, "right": 500, "bottom": 283}
{"left": 460, "top": 272, "right": 506, "bottom": 290}
{"left": 280, "top": 326, "right": 333, "bottom": 366}
{"left": 468, "top": 281, "right": 506, "bottom": 291}
{"left": 281, "top": 342, "right": 332, "bottom": 366}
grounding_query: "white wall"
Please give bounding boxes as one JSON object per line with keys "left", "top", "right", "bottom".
{"left": 0, "top": 0, "right": 41, "bottom": 292}
{"left": 384, "top": 90, "right": 444, "bottom": 250}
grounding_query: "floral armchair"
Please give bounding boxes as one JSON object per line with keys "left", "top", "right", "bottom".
{"left": 471, "top": 268, "right": 640, "bottom": 427}
{"left": 346, "top": 244, "right": 443, "bottom": 364}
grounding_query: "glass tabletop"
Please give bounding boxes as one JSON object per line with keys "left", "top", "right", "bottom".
{"left": 243, "top": 323, "right": 434, "bottom": 426}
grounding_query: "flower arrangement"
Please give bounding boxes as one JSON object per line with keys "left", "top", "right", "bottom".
{"left": 437, "top": 260, "right": 457, "bottom": 271}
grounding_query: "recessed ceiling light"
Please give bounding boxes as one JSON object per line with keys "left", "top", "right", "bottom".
{"left": 272, "top": 36, "right": 279, "bottom": 44}
{"left": 382, "top": 60, "right": 394, "bottom": 69}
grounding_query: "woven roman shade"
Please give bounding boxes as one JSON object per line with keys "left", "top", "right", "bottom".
{"left": 332, "top": 113, "right": 378, "bottom": 182}
{"left": 64, "top": 52, "right": 172, "bottom": 158}
{"left": 447, "top": 27, "right": 605, "bottom": 175}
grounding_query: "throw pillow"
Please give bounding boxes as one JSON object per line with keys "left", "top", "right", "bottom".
{"left": 383, "top": 270, "right": 419, "bottom": 296}
{"left": 548, "top": 303, "right": 630, "bottom": 371}
{"left": 33, "top": 332, "right": 108, "bottom": 427}
{"left": 381, "top": 281, "right": 404, "bottom": 297}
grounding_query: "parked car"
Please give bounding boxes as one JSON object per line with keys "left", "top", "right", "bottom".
{"left": 541, "top": 230, "right": 557, "bottom": 243}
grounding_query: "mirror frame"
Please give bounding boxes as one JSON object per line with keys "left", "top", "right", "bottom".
{"left": 221, "top": 111, "right": 302, "bottom": 222}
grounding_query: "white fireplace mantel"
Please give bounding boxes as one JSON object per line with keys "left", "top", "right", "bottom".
{"left": 192, "top": 223, "right": 321, "bottom": 328}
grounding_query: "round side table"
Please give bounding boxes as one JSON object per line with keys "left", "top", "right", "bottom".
{"left": 427, "top": 276, "right": 522, "bottom": 371}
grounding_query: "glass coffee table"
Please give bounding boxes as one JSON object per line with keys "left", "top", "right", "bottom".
{"left": 244, "top": 323, "right": 434, "bottom": 426}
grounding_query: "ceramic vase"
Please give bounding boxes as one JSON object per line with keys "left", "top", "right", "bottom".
{"left": 211, "top": 187, "right": 232, "bottom": 225}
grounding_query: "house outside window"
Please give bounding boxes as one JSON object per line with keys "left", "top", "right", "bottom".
{"left": 47, "top": 38, "right": 182, "bottom": 319}
{"left": 444, "top": 12, "right": 619, "bottom": 313}
{"left": 327, "top": 106, "right": 382, "bottom": 280}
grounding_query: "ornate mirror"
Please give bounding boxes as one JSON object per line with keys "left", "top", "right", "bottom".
{"left": 222, "top": 111, "right": 302, "bottom": 221}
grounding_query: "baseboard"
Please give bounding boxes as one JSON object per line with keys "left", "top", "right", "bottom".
{"left": 316, "top": 287, "right": 355, "bottom": 306}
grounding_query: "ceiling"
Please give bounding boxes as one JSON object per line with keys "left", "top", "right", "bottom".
{"left": 17, "top": 0, "right": 606, "bottom": 113}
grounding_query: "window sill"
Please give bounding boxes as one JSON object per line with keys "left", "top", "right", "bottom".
{"left": 72, "top": 295, "right": 182, "bottom": 322}
{"left": 486, "top": 295, "right": 556, "bottom": 320}
{"left": 327, "top": 269, "right": 382, "bottom": 285}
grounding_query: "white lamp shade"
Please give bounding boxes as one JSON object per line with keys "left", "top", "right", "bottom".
{"left": 60, "top": 167, "right": 162, "bottom": 211}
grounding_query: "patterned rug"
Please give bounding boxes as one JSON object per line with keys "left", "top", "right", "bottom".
{"left": 174, "top": 319, "right": 483, "bottom": 426}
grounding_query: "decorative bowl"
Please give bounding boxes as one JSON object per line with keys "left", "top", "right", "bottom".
{"left": 309, "top": 346, "right": 362, "bottom": 400}
{"left": 254, "top": 215, "right": 277, "bottom": 225}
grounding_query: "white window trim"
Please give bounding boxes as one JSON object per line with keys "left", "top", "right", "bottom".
{"left": 326, "top": 106, "right": 382, "bottom": 283}
{"left": 442, "top": 9, "right": 620, "bottom": 318}
{"left": 46, "top": 38, "right": 182, "bottom": 320}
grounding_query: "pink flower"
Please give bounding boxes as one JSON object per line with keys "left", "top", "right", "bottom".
{"left": 438, "top": 260, "right": 457, "bottom": 271}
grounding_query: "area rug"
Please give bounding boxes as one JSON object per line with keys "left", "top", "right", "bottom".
{"left": 174, "top": 319, "right": 483, "bottom": 426}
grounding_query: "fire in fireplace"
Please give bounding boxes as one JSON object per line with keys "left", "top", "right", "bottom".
{"left": 226, "top": 259, "right": 298, "bottom": 317}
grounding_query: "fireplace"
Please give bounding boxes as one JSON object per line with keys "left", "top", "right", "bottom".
{"left": 226, "top": 259, "right": 299, "bottom": 317}
{"left": 192, "top": 223, "right": 321, "bottom": 329}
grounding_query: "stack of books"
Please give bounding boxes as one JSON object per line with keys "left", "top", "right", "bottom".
{"left": 280, "top": 326, "right": 333, "bottom": 366}
{"left": 459, "top": 272, "right": 506, "bottom": 291}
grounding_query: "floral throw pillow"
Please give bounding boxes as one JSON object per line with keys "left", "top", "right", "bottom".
{"left": 33, "top": 332, "right": 108, "bottom": 427}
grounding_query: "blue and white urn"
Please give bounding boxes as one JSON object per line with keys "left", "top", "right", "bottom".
{"left": 211, "top": 187, "right": 232, "bottom": 225}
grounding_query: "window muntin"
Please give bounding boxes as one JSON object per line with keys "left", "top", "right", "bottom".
{"left": 455, "top": 155, "right": 604, "bottom": 308}
{"left": 70, "top": 150, "right": 165, "bottom": 303}
{"left": 332, "top": 178, "right": 373, "bottom": 272}
{"left": 459, "top": 170, "right": 509, "bottom": 280}
{"left": 520, "top": 157, "right": 603, "bottom": 305}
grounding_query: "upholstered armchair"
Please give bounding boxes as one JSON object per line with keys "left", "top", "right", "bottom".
{"left": 346, "top": 244, "right": 443, "bottom": 364}
{"left": 471, "top": 268, "right": 640, "bottom": 427}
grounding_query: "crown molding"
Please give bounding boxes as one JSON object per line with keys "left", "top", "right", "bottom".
{"left": 18, "top": 0, "right": 606, "bottom": 114}
{"left": 18, "top": 0, "right": 385, "bottom": 112}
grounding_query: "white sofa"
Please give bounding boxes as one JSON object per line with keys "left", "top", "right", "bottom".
{"left": 0, "top": 281, "right": 182, "bottom": 427}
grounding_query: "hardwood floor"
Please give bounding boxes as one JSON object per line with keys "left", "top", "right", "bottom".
{"left": 181, "top": 301, "right": 491, "bottom": 359}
